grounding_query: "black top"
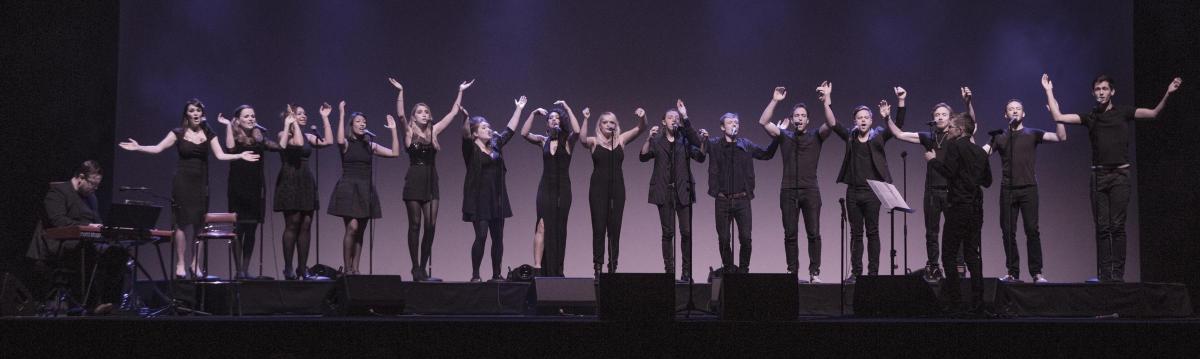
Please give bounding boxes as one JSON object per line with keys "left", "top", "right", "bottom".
{"left": 639, "top": 119, "right": 706, "bottom": 206}
{"left": 172, "top": 126, "right": 217, "bottom": 161}
{"left": 461, "top": 129, "right": 516, "bottom": 221}
{"left": 929, "top": 137, "right": 993, "bottom": 205}
{"left": 28, "top": 181, "right": 100, "bottom": 260}
{"left": 1080, "top": 105, "right": 1136, "bottom": 166}
{"left": 918, "top": 130, "right": 949, "bottom": 188}
{"left": 993, "top": 127, "right": 1046, "bottom": 187}
{"left": 777, "top": 128, "right": 828, "bottom": 189}
{"left": 847, "top": 139, "right": 878, "bottom": 187}
{"left": 227, "top": 130, "right": 281, "bottom": 222}
{"left": 705, "top": 136, "right": 778, "bottom": 199}
{"left": 831, "top": 107, "right": 903, "bottom": 184}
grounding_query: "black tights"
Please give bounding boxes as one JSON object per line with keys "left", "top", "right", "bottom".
{"left": 406, "top": 200, "right": 438, "bottom": 273}
{"left": 282, "top": 211, "right": 313, "bottom": 275}
{"left": 342, "top": 217, "right": 369, "bottom": 274}
{"left": 233, "top": 222, "right": 259, "bottom": 275}
{"left": 471, "top": 219, "right": 504, "bottom": 279}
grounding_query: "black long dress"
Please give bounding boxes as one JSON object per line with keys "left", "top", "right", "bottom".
{"left": 328, "top": 137, "right": 382, "bottom": 219}
{"left": 588, "top": 144, "right": 625, "bottom": 271}
{"left": 461, "top": 129, "right": 515, "bottom": 222}
{"left": 227, "top": 130, "right": 280, "bottom": 223}
{"left": 402, "top": 142, "right": 438, "bottom": 201}
{"left": 274, "top": 133, "right": 319, "bottom": 212}
{"left": 171, "top": 126, "right": 216, "bottom": 227}
{"left": 537, "top": 132, "right": 576, "bottom": 277}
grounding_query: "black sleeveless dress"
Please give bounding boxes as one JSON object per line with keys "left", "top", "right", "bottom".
{"left": 402, "top": 142, "right": 439, "bottom": 201}
{"left": 274, "top": 133, "right": 319, "bottom": 212}
{"left": 588, "top": 145, "right": 626, "bottom": 205}
{"left": 537, "top": 132, "right": 576, "bottom": 277}
{"left": 227, "top": 131, "right": 280, "bottom": 223}
{"left": 171, "top": 126, "right": 215, "bottom": 226}
{"left": 327, "top": 137, "right": 382, "bottom": 219}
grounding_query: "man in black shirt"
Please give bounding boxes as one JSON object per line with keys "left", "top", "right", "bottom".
{"left": 981, "top": 98, "right": 1066, "bottom": 283}
{"left": 825, "top": 82, "right": 901, "bottom": 283}
{"left": 1044, "top": 73, "right": 1182, "bottom": 282}
{"left": 885, "top": 86, "right": 976, "bottom": 282}
{"left": 758, "top": 86, "right": 834, "bottom": 282}
{"left": 926, "top": 113, "right": 991, "bottom": 311}
{"left": 704, "top": 111, "right": 778, "bottom": 274}
{"left": 640, "top": 100, "right": 707, "bottom": 283}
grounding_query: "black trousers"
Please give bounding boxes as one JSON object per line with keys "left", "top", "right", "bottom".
{"left": 590, "top": 194, "right": 624, "bottom": 272}
{"left": 1000, "top": 185, "right": 1042, "bottom": 278}
{"left": 923, "top": 188, "right": 965, "bottom": 268}
{"left": 657, "top": 200, "right": 693, "bottom": 276}
{"left": 781, "top": 188, "right": 822, "bottom": 275}
{"left": 715, "top": 197, "right": 753, "bottom": 270}
{"left": 846, "top": 186, "right": 881, "bottom": 276}
{"left": 1091, "top": 168, "right": 1130, "bottom": 281}
{"left": 470, "top": 219, "right": 505, "bottom": 279}
{"left": 941, "top": 202, "right": 984, "bottom": 305}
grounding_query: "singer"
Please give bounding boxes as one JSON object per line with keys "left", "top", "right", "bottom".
{"left": 980, "top": 98, "right": 1066, "bottom": 283}
{"left": 925, "top": 112, "right": 991, "bottom": 312}
{"left": 827, "top": 83, "right": 900, "bottom": 284}
{"left": 883, "top": 86, "right": 976, "bottom": 281}
{"left": 327, "top": 101, "right": 400, "bottom": 275}
{"left": 460, "top": 96, "right": 525, "bottom": 282}
{"left": 758, "top": 86, "right": 834, "bottom": 282}
{"left": 580, "top": 107, "right": 647, "bottom": 277}
{"left": 119, "top": 99, "right": 260, "bottom": 279}
{"left": 519, "top": 100, "right": 583, "bottom": 277}
{"left": 216, "top": 105, "right": 281, "bottom": 279}
{"left": 704, "top": 110, "right": 777, "bottom": 274}
{"left": 275, "top": 103, "right": 334, "bottom": 280}
{"left": 390, "top": 78, "right": 473, "bottom": 282}
{"left": 1043, "top": 73, "right": 1182, "bottom": 283}
{"left": 640, "top": 99, "right": 706, "bottom": 283}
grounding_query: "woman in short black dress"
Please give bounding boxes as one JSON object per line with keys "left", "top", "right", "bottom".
{"left": 519, "top": 101, "right": 582, "bottom": 277}
{"left": 461, "top": 96, "right": 526, "bottom": 282}
{"left": 217, "top": 105, "right": 281, "bottom": 279}
{"left": 119, "top": 98, "right": 260, "bottom": 279}
{"left": 389, "top": 78, "right": 473, "bottom": 281}
{"left": 327, "top": 101, "right": 399, "bottom": 275}
{"left": 579, "top": 108, "right": 647, "bottom": 277}
{"left": 273, "top": 103, "right": 333, "bottom": 280}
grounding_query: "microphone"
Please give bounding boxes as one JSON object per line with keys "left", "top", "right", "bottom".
{"left": 900, "top": 151, "right": 908, "bottom": 158}
{"left": 119, "top": 186, "right": 150, "bottom": 191}
{"left": 363, "top": 128, "right": 377, "bottom": 138}
{"left": 309, "top": 125, "right": 324, "bottom": 140}
{"left": 253, "top": 123, "right": 269, "bottom": 132}
{"left": 926, "top": 121, "right": 936, "bottom": 126}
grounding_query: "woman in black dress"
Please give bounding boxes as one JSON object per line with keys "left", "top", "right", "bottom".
{"left": 389, "top": 78, "right": 473, "bottom": 281}
{"left": 217, "top": 105, "right": 281, "bottom": 279}
{"left": 274, "top": 103, "right": 333, "bottom": 280}
{"left": 579, "top": 108, "right": 647, "bottom": 277}
{"left": 119, "top": 98, "right": 260, "bottom": 279}
{"left": 328, "top": 101, "right": 400, "bottom": 275}
{"left": 461, "top": 96, "right": 526, "bottom": 282}
{"left": 519, "top": 100, "right": 582, "bottom": 277}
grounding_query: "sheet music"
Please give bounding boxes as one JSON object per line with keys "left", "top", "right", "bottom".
{"left": 867, "top": 179, "right": 914, "bottom": 213}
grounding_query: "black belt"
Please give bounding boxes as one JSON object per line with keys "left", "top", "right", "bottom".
{"left": 926, "top": 186, "right": 948, "bottom": 190}
{"left": 717, "top": 192, "right": 749, "bottom": 199}
{"left": 1091, "top": 164, "right": 1130, "bottom": 171}
{"left": 1003, "top": 184, "right": 1037, "bottom": 189}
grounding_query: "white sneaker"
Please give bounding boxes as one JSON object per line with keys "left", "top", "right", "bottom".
{"left": 1033, "top": 274, "right": 1048, "bottom": 283}
{"left": 998, "top": 274, "right": 1020, "bottom": 283}
{"left": 809, "top": 275, "right": 822, "bottom": 284}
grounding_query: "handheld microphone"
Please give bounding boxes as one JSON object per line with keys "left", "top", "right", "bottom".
{"left": 119, "top": 186, "right": 150, "bottom": 191}
{"left": 363, "top": 128, "right": 378, "bottom": 138}
{"left": 253, "top": 123, "right": 269, "bottom": 132}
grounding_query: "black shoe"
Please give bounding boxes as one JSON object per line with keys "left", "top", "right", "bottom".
{"left": 487, "top": 275, "right": 505, "bottom": 283}
{"left": 843, "top": 275, "right": 858, "bottom": 284}
{"left": 411, "top": 267, "right": 426, "bottom": 282}
{"left": 736, "top": 266, "right": 749, "bottom": 274}
{"left": 680, "top": 274, "right": 693, "bottom": 283}
{"left": 283, "top": 269, "right": 297, "bottom": 281}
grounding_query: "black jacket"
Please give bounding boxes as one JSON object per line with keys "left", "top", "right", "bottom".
{"left": 929, "top": 136, "right": 993, "bottom": 205}
{"left": 705, "top": 136, "right": 779, "bottom": 199}
{"left": 640, "top": 119, "right": 706, "bottom": 206}
{"left": 831, "top": 107, "right": 905, "bottom": 184}
{"left": 27, "top": 181, "right": 100, "bottom": 260}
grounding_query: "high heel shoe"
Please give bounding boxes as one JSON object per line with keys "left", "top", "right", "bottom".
{"left": 411, "top": 267, "right": 426, "bottom": 282}
{"left": 283, "top": 268, "right": 297, "bottom": 281}
{"left": 296, "top": 266, "right": 308, "bottom": 280}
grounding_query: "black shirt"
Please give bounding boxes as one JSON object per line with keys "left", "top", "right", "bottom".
{"left": 993, "top": 127, "right": 1046, "bottom": 187}
{"left": 847, "top": 138, "right": 879, "bottom": 187}
{"left": 918, "top": 131, "right": 949, "bottom": 188}
{"left": 778, "top": 128, "right": 827, "bottom": 189}
{"left": 1080, "top": 105, "right": 1136, "bottom": 166}
{"left": 929, "top": 137, "right": 992, "bottom": 205}
{"left": 706, "top": 136, "right": 778, "bottom": 199}
{"left": 640, "top": 119, "right": 706, "bottom": 206}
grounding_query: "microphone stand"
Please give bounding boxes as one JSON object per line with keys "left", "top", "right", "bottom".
{"left": 312, "top": 127, "right": 321, "bottom": 270}
{"left": 901, "top": 150, "right": 909, "bottom": 274}
{"left": 839, "top": 197, "right": 847, "bottom": 316}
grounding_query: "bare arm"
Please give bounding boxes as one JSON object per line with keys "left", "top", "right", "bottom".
{"left": 759, "top": 86, "right": 786, "bottom": 137}
{"left": 618, "top": 108, "right": 647, "bottom": 145}
{"left": 118, "top": 131, "right": 177, "bottom": 154}
{"left": 507, "top": 96, "right": 526, "bottom": 133}
{"left": 372, "top": 115, "right": 401, "bottom": 158}
{"left": 555, "top": 100, "right": 582, "bottom": 135}
{"left": 313, "top": 102, "right": 335, "bottom": 147}
{"left": 1042, "top": 74, "right": 1082, "bottom": 124}
{"left": 1135, "top": 77, "right": 1182, "bottom": 119}
{"left": 640, "top": 126, "right": 659, "bottom": 161}
{"left": 210, "top": 138, "right": 259, "bottom": 161}
{"left": 336, "top": 101, "right": 347, "bottom": 145}
{"left": 1043, "top": 122, "right": 1067, "bottom": 142}
{"left": 434, "top": 79, "right": 474, "bottom": 136}
{"left": 961, "top": 86, "right": 976, "bottom": 123}
{"left": 521, "top": 108, "right": 547, "bottom": 144}
{"left": 218, "top": 113, "right": 235, "bottom": 149}
{"left": 886, "top": 86, "right": 920, "bottom": 144}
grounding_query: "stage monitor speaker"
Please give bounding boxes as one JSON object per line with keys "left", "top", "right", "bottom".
{"left": 853, "top": 275, "right": 939, "bottom": 317}
{"left": 719, "top": 273, "right": 799, "bottom": 321}
{"left": 597, "top": 273, "right": 674, "bottom": 321}
{"left": 1, "top": 272, "right": 35, "bottom": 317}
{"left": 532, "top": 277, "right": 596, "bottom": 315}
{"left": 332, "top": 275, "right": 405, "bottom": 316}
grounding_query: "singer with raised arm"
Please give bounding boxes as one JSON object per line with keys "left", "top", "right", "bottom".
{"left": 825, "top": 82, "right": 900, "bottom": 283}
{"left": 391, "top": 78, "right": 473, "bottom": 282}
{"left": 704, "top": 109, "right": 778, "bottom": 274}
{"left": 925, "top": 112, "right": 991, "bottom": 314}
{"left": 978, "top": 97, "right": 1066, "bottom": 283}
{"left": 580, "top": 107, "right": 647, "bottom": 277}
{"left": 327, "top": 101, "right": 400, "bottom": 275}
{"left": 216, "top": 105, "right": 281, "bottom": 280}
{"left": 460, "top": 96, "right": 524, "bottom": 282}
{"left": 759, "top": 86, "right": 833, "bottom": 282}
{"left": 883, "top": 86, "right": 974, "bottom": 282}
{"left": 119, "top": 99, "right": 260, "bottom": 279}
{"left": 640, "top": 99, "right": 706, "bottom": 283}
{"left": 520, "top": 99, "right": 582, "bottom": 277}
{"left": 275, "top": 103, "right": 334, "bottom": 280}
{"left": 1043, "top": 73, "right": 1182, "bottom": 283}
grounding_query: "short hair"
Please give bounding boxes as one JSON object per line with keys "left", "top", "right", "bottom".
{"left": 1005, "top": 99, "right": 1024, "bottom": 108}
{"left": 718, "top": 112, "right": 739, "bottom": 125}
{"left": 791, "top": 103, "right": 808, "bottom": 113}
{"left": 951, "top": 112, "right": 975, "bottom": 137}
{"left": 852, "top": 105, "right": 872, "bottom": 118}
{"left": 1093, "top": 74, "right": 1115, "bottom": 88}
{"left": 75, "top": 160, "right": 103, "bottom": 178}
{"left": 931, "top": 102, "right": 952, "bottom": 114}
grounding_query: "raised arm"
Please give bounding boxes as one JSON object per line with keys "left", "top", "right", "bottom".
{"left": 521, "top": 107, "right": 547, "bottom": 144}
{"left": 580, "top": 108, "right": 594, "bottom": 150}
{"left": 884, "top": 86, "right": 920, "bottom": 144}
{"left": 640, "top": 125, "right": 659, "bottom": 161}
{"left": 759, "top": 86, "right": 786, "bottom": 137}
{"left": 210, "top": 137, "right": 260, "bottom": 161}
{"left": 1043, "top": 122, "right": 1067, "bottom": 142}
{"left": 961, "top": 86, "right": 976, "bottom": 123}
{"left": 372, "top": 114, "right": 401, "bottom": 158}
{"left": 816, "top": 81, "right": 847, "bottom": 141}
{"left": 507, "top": 95, "right": 526, "bottom": 133}
{"left": 336, "top": 100, "right": 347, "bottom": 145}
{"left": 1135, "top": 77, "right": 1182, "bottom": 119}
{"left": 119, "top": 131, "right": 177, "bottom": 154}
{"left": 554, "top": 100, "right": 582, "bottom": 135}
{"left": 389, "top": 77, "right": 407, "bottom": 127}
{"left": 283, "top": 108, "right": 303, "bottom": 147}
{"left": 433, "top": 79, "right": 474, "bottom": 136}
{"left": 618, "top": 108, "right": 647, "bottom": 145}
{"left": 1042, "top": 74, "right": 1082, "bottom": 125}
{"left": 311, "top": 102, "right": 334, "bottom": 147}
{"left": 218, "top": 113, "right": 235, "bottom": 148}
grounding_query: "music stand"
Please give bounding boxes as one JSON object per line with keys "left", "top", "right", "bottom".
{"left": 866, "top": 180, "right": 914, "bottom": 275}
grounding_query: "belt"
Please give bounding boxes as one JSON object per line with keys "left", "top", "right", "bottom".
{"left": 926, "top": 186, "right": 948, "bottom": 190}
{"left": 717, "top": 192, "right": 749, "bottom": 199}
{"left": 1091, "top": 164, "right": 1130, "bottom": 171}
{"left": 1003, "top": 184, "right": 1036, "bottom": 189}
